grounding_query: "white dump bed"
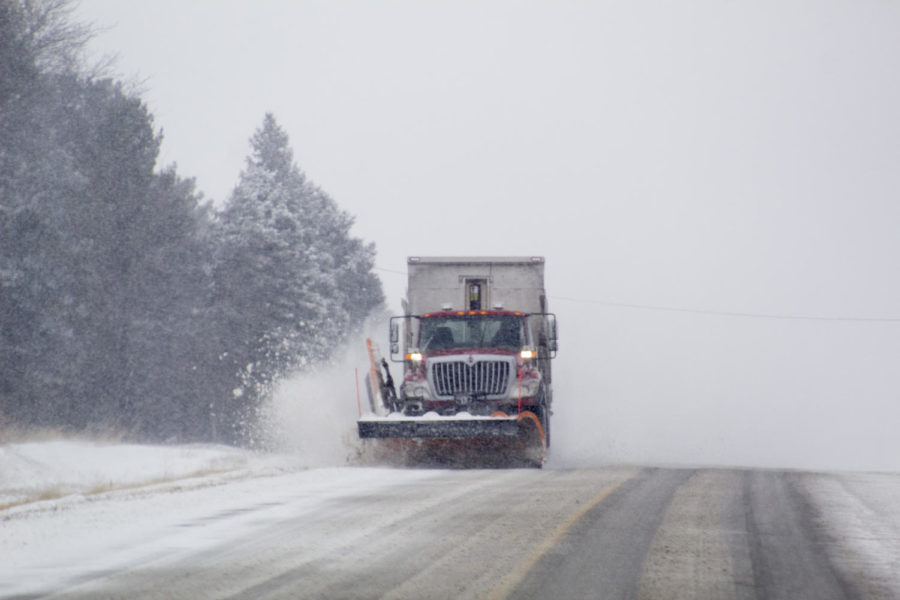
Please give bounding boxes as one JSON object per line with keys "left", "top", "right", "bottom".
{"left": 405, "top": 256, "right": 547, "bottom": 315}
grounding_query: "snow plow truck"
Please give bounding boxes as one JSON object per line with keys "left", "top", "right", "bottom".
{"left": 358, "top": 256, "right": 558, "bottom": 467}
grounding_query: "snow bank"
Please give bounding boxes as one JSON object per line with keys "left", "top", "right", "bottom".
{"left": 0, "top": 440, "right": 298, "bottom": 510}
{"left": 0, "top": 337, "right": 385, "bottom": 510}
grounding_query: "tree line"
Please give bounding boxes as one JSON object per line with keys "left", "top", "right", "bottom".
{"left": 0, "top": 0, "right": 384, "bottom": 444}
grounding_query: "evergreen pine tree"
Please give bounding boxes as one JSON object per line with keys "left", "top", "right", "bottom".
{"left": 1, "top": 2, "right": 219, "bottom": 439}
{"left": 213, "top": 114, "right": 383, "bottom": 442}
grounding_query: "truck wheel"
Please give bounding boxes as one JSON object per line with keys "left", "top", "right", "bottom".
{"left": 541, "top": 406, "right": 550, "bottom": 449}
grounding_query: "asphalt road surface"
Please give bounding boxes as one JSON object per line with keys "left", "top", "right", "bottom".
{"left": 6, "top": 466, "right": 899, "bottom": 599}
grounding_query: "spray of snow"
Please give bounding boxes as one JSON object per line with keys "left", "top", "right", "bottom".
{"left": 261, "top": 325, "right": 385, "bottom": 466}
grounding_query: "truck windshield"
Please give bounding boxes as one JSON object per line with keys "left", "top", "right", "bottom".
{"left": 420, "top": 315, "right": 525, "bottom": 352}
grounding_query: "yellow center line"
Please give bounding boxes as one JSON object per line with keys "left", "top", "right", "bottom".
{"left": 482, "top": 477, "right": 630, "bottom": 600}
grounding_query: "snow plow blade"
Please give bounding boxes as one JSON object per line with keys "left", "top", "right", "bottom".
{"left": 357, "top": 411, "right": 546, "bottom": 468}
{"left": 358, "top": 415, "right": 521, "bottom": 439}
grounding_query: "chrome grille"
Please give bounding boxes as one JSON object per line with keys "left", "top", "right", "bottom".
{"left": 431, "top": 359, "right": 511, "bottom": 398}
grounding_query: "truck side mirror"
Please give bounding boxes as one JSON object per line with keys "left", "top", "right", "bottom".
{"left": 389, "top": 320, "right": 401, "bottom": 358}
{"left": 548, "top": 315, "right": 559, "bottom": 354}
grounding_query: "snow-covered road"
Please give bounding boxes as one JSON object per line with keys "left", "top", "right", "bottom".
{"left": 2, "top": 441, "right": 899, "bottom": 599}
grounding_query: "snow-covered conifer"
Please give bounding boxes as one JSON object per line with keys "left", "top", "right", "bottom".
{"left": 213, "top": 114, "right": 383, "bottom": 441}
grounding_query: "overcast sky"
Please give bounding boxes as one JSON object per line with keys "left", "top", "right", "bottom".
{"left": 76, "top": 0, "right": 900, "bottom": 471}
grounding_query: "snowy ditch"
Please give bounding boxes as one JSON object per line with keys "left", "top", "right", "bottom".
{"left": 0, "top": 440, "right": 303, "bottom": 511}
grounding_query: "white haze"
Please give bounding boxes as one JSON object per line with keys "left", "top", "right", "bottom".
{"left": 262, "top": 333, "right": 376, "bottom": 466}
{"left": 77, "top": 1, "right": 900, "bottom": 471}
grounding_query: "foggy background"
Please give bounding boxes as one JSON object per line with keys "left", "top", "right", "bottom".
{"left": 77, "top": 0, "right": 900, "bottom": 471}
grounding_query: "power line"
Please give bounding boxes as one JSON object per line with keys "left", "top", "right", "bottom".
{"left": 371, "top": 268, "right": 900, "bottom": 322}
{"left": 549, "top": 296, "right": 900, "bottom": 323}
{"left": 374, "top": 266, "right": 407, "bottom": 276}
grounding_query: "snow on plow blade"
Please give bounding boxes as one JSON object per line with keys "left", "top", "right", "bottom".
{"left": 358, "top": 415, "right": 521, "bottom": 439}
{"left": 357, "top": 411, "right": 546, "bottom": 468}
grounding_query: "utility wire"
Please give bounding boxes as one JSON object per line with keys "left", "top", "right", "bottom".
{"left": 549, "top": 296, "right": 900, "bottom": 323}
{"left": 374, "top": 267, "right": 900, "bottom": 322}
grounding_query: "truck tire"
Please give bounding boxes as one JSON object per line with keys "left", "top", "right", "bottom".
{"left": 541, "top": 406, "right": 550, "bottom": 449}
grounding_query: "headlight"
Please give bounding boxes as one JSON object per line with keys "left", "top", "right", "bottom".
{"left": 520, "top": 348, "right": 537, "bottom": 360}
{"left": 406, "top": 349, "right": 423, "bottom": 362}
